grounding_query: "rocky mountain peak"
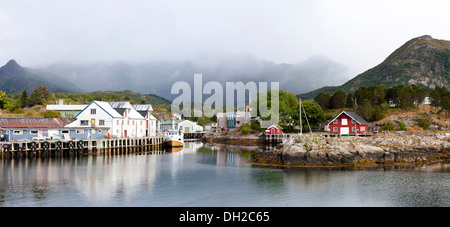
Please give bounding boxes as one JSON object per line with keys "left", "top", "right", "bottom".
{"left": 0, "top": 59, "right": 27, "bottom": 77}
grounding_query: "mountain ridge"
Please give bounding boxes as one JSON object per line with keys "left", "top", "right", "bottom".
{"left": 299, "top": 35, "right": 450, "bottom": 99}
{"left": 0, "top": 59, "right": 83, "bottom": 94}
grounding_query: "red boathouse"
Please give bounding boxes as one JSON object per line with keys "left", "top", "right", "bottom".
{"left": 265, "top": 125, "right": 283, "bottom": 135}
{"left": 327, "top": 111, "right": 369, "bottom": 135}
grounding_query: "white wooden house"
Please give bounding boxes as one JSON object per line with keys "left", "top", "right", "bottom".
{"left": 64, "top": 101, "right": 152, "bottom": 139}
{"left": 132, "top": 104, "right": 157, "bottom": 137}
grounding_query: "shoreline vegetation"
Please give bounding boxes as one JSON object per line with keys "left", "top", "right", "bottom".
{"left": 250, "top": 133, "right": 450, "bottom": 168}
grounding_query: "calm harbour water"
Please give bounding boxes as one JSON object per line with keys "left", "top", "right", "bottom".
{"left": 1, "top": 142, "right": 449, "bottom": 207}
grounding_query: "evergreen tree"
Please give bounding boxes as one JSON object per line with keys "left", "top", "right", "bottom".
{"left": 20, "top": 89, "right": 29, "bottom": 108}
{"left": 330, "top": 89, "right": 346, "bottom": 109}
{"left": 29, "top": 85, "right": 49, "bottom": 106}
{"left": 314, "top": 92, "right": 332, "bottom": 110}
{"left": 345, "top": 93, "right": 355, "bottom": 108}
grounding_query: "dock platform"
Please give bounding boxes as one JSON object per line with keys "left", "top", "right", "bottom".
{"left": 0, "top": 136, "right": 165, "bottom": 159}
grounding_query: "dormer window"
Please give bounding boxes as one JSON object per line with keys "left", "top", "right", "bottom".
{"left": 91, "top": 109, "right": 96, "bottom": 115}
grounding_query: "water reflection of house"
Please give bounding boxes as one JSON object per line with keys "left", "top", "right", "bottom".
{"left": 216, "top": 149, "right": 248, "bottom": 167}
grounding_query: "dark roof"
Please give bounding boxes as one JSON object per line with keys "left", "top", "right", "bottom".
{"left": 136, "top": 110, "right": 147, "bottom": 118}
{"left": 327, "top": 111, "right": 369, "bottom": 125}
{"left": 0, "top": 118, "right": 75, "bottom": 128}
{"left": 113, "top": 108, "right": 126, "bottom": 116}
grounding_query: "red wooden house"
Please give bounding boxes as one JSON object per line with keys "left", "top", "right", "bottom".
{"left": 265, "top": 125, "right": 283, "bottom": 135}
{"left": 327, "top": 111, "right": 369, "bottom": 135}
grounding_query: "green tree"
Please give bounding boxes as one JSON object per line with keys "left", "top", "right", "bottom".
{"left": 429, "top": 87, "right": 441, "bottom": 107}
{"left": 197, "top": 115, "right": 214, "bottom": 127}
{"left": 357, "top": 99, "right": 373, "bottom": 121}
{"left": 371, "top": 106, "right": 385, "bottom": 121}
{"left": 368, "top": 85, "right": 387, "bottom": 106}
{"left": 0, "top": 91, "right": 7, "bottom": 109}
{"left": 330, "top": 89, "right": 346, "bottom": 109}
{"left": 29, "top": 85, "right": 49, "bottom": 106}
{"left": 381, "top": 121, "right": 395, "bottom": 132}
{"left": 314, "top": 92, "right": 332, "bottom": 110}
{"left": 355, "top": 86, "right": 369, "bottom": 106}
{"left": 43, "top": 110, "right": 62, "bottom": 118}
{"left": 345, "top": 93, "right": 355, "bottom": 108}
{"left": 300, "top": 101, "right": 326, "bottom": 132}
{"left": 440, "top": 95, "right": 450, "bottom": 117}
{"left": 20, "top": 89, "right": 29, "bottom": 108}
{"left": 6, "top": 100, "right": 20, "bottom": 113}
{"left": 417, "top": 117, "right": 431, "bottom": 130}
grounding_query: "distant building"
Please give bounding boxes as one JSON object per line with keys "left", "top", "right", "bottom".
{"left": 217, "top": 111, "right": 250, "bottom": 129}
{"left": 265, "top": 125, "right": 283, "bottom": 135}
{"left": 389, "top": 96, "right": 432, "bottom": 107}
{"left": 326, "top": 111, "right": 369, "bottom": 135}
{"left": 46, "top": 104, "right": 87, "bottom": 118}
{"left": 159, "top": 119, "right": 203, "bottom": 133}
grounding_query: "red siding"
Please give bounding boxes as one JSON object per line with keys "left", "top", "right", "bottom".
{"left": 266, "top": 125, "right": 283, "bottom": 135}
{"left": 329, "top": 114, "right": 368, "bottom": 135}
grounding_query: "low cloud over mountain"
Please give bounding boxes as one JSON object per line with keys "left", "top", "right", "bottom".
{"left": 40, "top": 54, "right": 350, "bottom": 100}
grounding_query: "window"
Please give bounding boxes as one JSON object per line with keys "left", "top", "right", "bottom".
{"left": 352, "top": 119, "right": 356, "bottom": 124}
{"left": 76, "top": 129, "right": 84, "bottom": 134}
{"left": 341, "top": 119, "right": 348, "bottom": 125}
{"left": 91, "top": 109, "right": 96, "bottom": 115}
{"left": 352, "top": 127, "right": 356, "bottom": 132}
{"left": 13, "top": 130, "right": 23, "bottom": 135}
{"left": 61, "top": 130, "right": 69, "bottom": 134}
{"left": 361, "top": 126, "right": 366, "bottom": 132}
{"left": 333, "top": 119, "right": 338, "bottom": 124}
{"left": 99, "top": 120, "right": 105, "bottom": 126}
{"left": 333, "top": 127, "right": 338, "bottom": 132}
{"left": 30, "top": 130, "right": 38, "bottom": 135}
{"left": 80, "top": 120, "right": 89, "bottom": 126}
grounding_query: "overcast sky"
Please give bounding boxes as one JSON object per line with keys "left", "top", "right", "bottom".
{"left": 1, "top": 0, "right": 450, "bottom": 77}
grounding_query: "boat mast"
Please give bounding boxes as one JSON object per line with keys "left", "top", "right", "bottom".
{"left": 299, "top": 99, "right": 302, "bottom": 135}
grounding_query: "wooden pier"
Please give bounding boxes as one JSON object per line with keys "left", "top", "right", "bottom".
{"left": 0, "top": 136, "right": 165, "bottom": 159}
{"left": 264, "top": 133, "right": 294, "bottom": 144}
{"left": 184, "top": 132, "right": 206, "bottom": 139}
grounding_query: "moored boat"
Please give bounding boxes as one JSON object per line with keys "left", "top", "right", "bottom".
{"left": 164, "top": 129, "right": 184, "bottom": 147}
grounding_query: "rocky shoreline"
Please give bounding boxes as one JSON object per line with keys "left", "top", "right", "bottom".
{"left": 200, "top": 133, "right": 265, "bottom": 145}
{"left": 251, "top": 133, "right": 450, "bottom": 168}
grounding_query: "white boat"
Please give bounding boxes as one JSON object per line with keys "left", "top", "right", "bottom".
{"left": 164, "top": 129, "right": 184, "bottom": 148}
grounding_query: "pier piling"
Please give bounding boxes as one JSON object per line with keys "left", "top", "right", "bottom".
{"left": 0, "top": 136, "right": 165, "bottom": 159}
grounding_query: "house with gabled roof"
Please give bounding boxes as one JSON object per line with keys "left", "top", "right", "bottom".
{"left": 0, "top": 118, "right": 75, "bottom": 141}
{"left": 64, "top": 100, "right": 149, "bottom": 139}
{"left": 265, "top": 125, "right": 283, "bottom": 135}
{"left": 132, "top": 104, "right": 157, "bottom": 136}
{"left": 326, "top": 111, "right": 369, "bottom": 135}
